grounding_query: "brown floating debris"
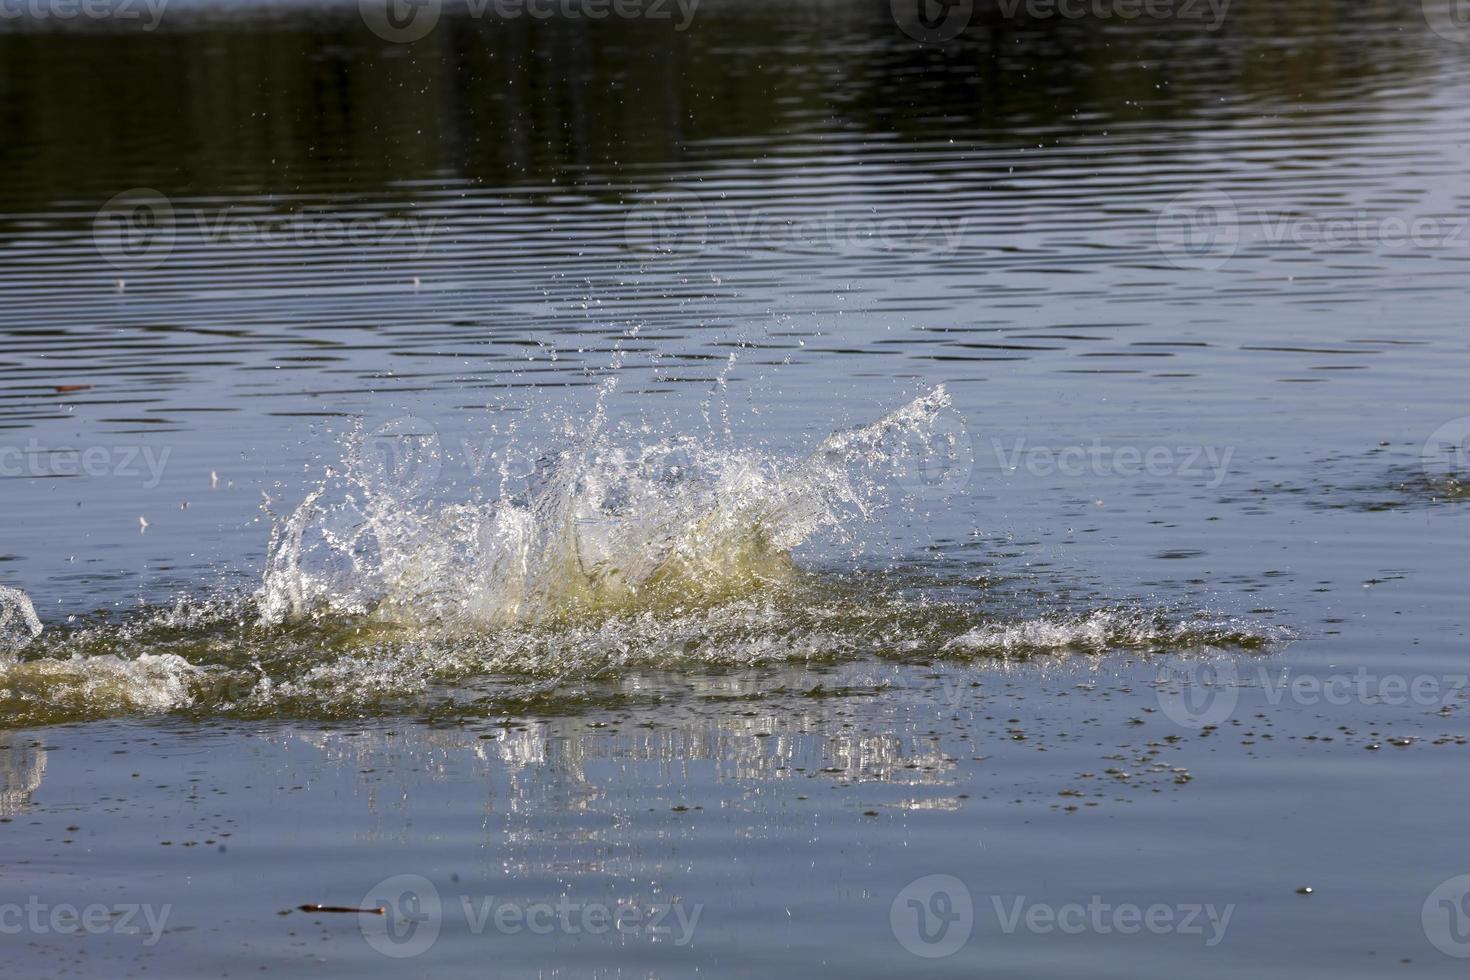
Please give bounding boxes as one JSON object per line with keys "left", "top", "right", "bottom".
{"left": 55, "top": 384, "right": 93, "bottom": 393}
{"left": 297, "top": 904, "right": 384, "bottom": 915}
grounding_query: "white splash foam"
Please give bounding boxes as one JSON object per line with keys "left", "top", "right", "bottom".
{"left": 257, "top": 387, "right": 957, "bottom": 630}
{"left": 942, "top": 608, "right": 1283, "bottom": 655}
{"left": 0, "top": 653, "right": 200, "bottom": 722}
{"left": 0, "top": 586, "right": 43, "bottom": 658}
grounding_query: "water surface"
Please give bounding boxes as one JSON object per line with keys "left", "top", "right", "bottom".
{"left": 2, "top": 1, "right": 1469, "bottom": 976}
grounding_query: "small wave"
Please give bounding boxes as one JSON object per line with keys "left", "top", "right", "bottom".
{"left": 942, "top": 608, "right": 1287, "bottom": 655}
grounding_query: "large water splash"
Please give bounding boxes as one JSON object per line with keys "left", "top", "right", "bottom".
{"left": 0, "top": 388, "right": 1289, "bottom": 728}
{"left": 257, "top": 387, "right": 955, "bottom": 630}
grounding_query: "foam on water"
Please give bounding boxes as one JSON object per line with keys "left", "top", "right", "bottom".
{"left": 942, "top": 609, "right": 1288, "bottom": 654}
{"left": 0, "top": 388, "right": 1290, "bottom": 727}
{"left": 0, "top": 592, "right": 1285, "bottom": 727}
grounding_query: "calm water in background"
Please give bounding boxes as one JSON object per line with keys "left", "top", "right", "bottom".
{"left": 3, "top": 1, "right": 1470, "bottom": 976}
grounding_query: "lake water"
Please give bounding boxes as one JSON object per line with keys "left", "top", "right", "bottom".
{"left": 2, "top": 1, "right": 1470, "bottom": 976}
